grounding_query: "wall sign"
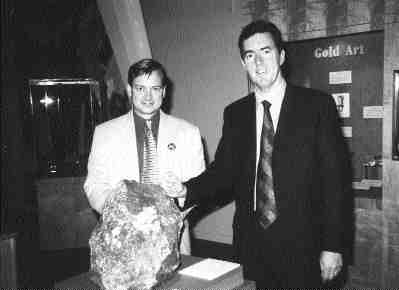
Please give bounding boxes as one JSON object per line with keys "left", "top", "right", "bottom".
{"left": 314, "top": 44, "right": 365, "bottom": 59}
{"left": 285, "top": 31, "right": 383, "bottom": 182}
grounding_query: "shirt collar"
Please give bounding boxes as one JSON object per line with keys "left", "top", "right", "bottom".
{"left": 132, "top": 110, "right": 160, "bottom": 132}
{"left": 254, "top": 78, "right": 287, "bottom": 107}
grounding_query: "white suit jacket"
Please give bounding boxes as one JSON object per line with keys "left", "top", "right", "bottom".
{"left": 84, "top": 110, "right": 205, "bottom": 254}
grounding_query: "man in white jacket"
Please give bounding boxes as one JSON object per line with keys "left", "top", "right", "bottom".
{"left": 84, "top": 58, "right": 205, "bottom": 254}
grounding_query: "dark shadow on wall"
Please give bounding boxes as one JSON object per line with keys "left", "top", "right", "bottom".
{"left": 161, "top": 77, "right": 174, "bottom": 114}
{"left": 108, "top": 91, "right": 130, "bottom": 119}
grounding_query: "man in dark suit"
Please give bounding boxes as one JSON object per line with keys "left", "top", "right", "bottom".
{"left": 164, "top": 20, "right": 351, "bottom": 289}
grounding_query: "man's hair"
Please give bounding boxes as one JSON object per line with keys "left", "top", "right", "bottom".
{"left": 238, "top": 20, "right": 284, "bottom": 59}
{"left": 127, "top": 58, "right": 167, "bottom": 86}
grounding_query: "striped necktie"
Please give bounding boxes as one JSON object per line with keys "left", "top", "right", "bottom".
{"left": 141, "top": 120, "right": 158, "bottom": 184}
{"left": 256, "top": 100, "right": 278, "bottom": 229}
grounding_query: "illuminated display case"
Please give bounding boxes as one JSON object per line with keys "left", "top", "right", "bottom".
{"left": 28, "top": 78, "right": 106, "bottom": 250}
{"left": 28, "top": 78, "right": 104, "bottom": 177}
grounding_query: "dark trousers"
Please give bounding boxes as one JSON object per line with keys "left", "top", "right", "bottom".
{"left": 241, "top": 220, "right": 322, "bottom": 289}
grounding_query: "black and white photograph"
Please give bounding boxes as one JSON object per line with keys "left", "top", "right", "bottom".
{"left": 2, "top": 1, "right": 398, "bottom": 289}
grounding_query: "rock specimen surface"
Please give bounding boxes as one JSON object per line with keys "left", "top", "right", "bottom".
{"left": 89, "top": 180, "right": 185, "bottom": 290}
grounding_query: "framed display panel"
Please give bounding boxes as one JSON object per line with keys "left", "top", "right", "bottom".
{"left": 393, "top": 71, "right": 399, "bottom": 160}
{"left": 285, "top": 31, "right": 383, "bottom": 183}
{"left": 28, "top": 78, "right": 103, "bottom": 177}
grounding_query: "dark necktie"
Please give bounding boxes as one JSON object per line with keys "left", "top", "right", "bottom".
{"left": 256, "top": 100, "right": 278, "bottom": 229}
{"left": 141, "top": 120, "right": 158, "bottom": 184}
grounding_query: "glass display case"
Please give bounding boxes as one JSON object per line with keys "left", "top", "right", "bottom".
{"left": 28, "top": 78, "right": 104, "bottom": 178}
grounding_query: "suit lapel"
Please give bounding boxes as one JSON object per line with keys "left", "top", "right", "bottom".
{"left": 157, "top": 111, "right": 175, "bottom": 177}
{"left": 273, "top": 84, "right": 293, "bottom": 149}
{"left": 248, "top": 95, "right": 257, "bottom": 170}
{"left": 121, "top": 111, "right": 140, "bottom": 181}
{"left": 241, "top": 94, "right": 257, "bottom": 197}
{"left": 271, "top": 85, "right": 297, "bottom": 205}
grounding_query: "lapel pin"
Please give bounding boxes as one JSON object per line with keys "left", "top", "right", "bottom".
{"left": 168, "top": 143, "right": 176, "bottom": 150}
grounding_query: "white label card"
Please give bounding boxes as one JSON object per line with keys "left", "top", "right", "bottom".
{"left": 179, "top": 258, "right": 240, "bottom": 280}
{"left": 363, "top": 106, "right": 383, "bottom": 119}
{"left": 329, "top": 70, "right": 352, "bottom": 84}
{"left": 341, "top": 126, "right": 352, "bottom": 138}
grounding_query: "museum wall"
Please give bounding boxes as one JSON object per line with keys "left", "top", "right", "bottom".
{"left": 141, "top": 0, "right": 251, "bottom": 244}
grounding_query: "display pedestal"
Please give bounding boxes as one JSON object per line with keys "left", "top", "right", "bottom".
{"left": 54, "top": 255, "right": 255, "bottom": 290}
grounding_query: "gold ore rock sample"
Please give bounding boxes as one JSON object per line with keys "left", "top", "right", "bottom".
{"left": 89, "top": 180, "right": 186, "bottom": 290}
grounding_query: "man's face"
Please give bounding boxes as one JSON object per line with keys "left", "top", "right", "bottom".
{"left": 128, "top": 71, "right": 165, "bottom": 119}
{"left": 241, "top": 32, "right": 285, "bottom": 93}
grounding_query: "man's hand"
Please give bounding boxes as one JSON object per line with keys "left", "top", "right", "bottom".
{"left": 320, "top": 251, "right": 343, "bottom": 282}
{"left": 160, "top": 171, "right": 187, "bottom": 198}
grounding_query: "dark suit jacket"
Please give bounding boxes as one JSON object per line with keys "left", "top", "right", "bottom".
{"left": 185, "top": 84, "right": 351, "bottom": 270}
